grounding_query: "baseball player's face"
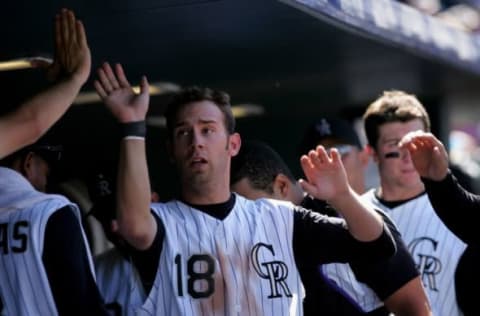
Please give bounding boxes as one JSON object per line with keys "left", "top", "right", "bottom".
{"left": 374, "top": 119, "right": 425, "bottom": 194}
{"left": 171, "top": 100, "right": 240, "bottom": 188}
{"left": 24, "top": 152, "right": 50, "bottom": 192}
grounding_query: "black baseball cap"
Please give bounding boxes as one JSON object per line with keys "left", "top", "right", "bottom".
{"left": 0, "top": 142, "right": 62, "bottom": 167}
{"left": 299, "top": 117, "right": 362, "bottom": 155}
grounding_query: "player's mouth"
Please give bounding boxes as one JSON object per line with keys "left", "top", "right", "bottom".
{"left": 189, "top": 157, "right": 208, "bottom": 167}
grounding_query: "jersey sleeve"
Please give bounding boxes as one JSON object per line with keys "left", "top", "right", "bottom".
{"left": 127, "top": 211, "right": 165, "bottom": 295}
{"left": 349, "top": 213, "right": 419, "bottom": 300}
{"left": 43, "top": 206, "right": 109, "bottom": 315}
{"left": 292, "top": 206, "right": 395, "bottom": 267}
{"left": 423, "top": 170, "right": 479, "bottom": 245}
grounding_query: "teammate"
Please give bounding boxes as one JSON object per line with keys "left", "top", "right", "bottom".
{"left": 89, "top": 171, "right": 159, "bottom": 316}
{"left": 231, "top": 140, "right": 431, "bottom": 316}
{"left": 0, "top": 8, "right": 91, "bottom": 159}
{"left": 94, "top": 62, "right": 396, "bottom": 315}
{"left": 357, "top": 90, "right": 466, "bottom": 315}
{"left": 297, "top": 117, "right": 430, "bottom": 315}
{"left": 0, "top": 141, "right": 108, "bottom": 315}
{"left": 400, "top": 130, "right": 480, "bottom": 315}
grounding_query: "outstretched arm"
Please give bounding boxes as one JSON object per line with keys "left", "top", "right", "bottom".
{"left": 299, "top": 145, "right": 385, "bottom": 241}
{"left": 400, "top": 130, "right": 479, "bottom": 244}
{"left": 95, "top": 62, "right": 156, "bottom": 250}
{"left": 0, "top": 8, "right": 90, "bottom": 158}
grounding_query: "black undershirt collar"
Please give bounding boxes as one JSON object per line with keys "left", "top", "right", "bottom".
{"left": 181, "top": 193, "right": 236, "bottom": 220}
{"left": 374, "top": 190, "right": 426, "bottom": 208}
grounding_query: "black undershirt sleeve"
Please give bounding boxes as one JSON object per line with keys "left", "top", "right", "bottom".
{"left": 292, "top": 206, "right": 395, "bottom": 266}
{"left": 422, "top": 170, "right": 479, "bottom": 245}
{"left": 127, "top": 211, "right": 165, "bottom": 294}
{"left": 349, "top": 212, "right": 419, "bottom": 300}
{"left": 43, "top": 206, "right": 109, "bottom": 316}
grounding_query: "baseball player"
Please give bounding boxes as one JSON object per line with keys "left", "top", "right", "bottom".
{"left": 400, "top": 130, "right": 480, "bottom": 316}
{"left": 353, "top": 91, "right": 466, "bottom": 316}
{"left": 94, "top": 62, "right": 396, "bottom": 316}
{"left": 0, "top": 142, "right": 108, "bottom": 315}
{"left": 88, "top": 172, "right": 154, "bottom": 316}
{"left": 231, "top": 140, "right": 431, "bottom": 316}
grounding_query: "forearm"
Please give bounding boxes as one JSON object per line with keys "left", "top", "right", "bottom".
{"left": 21, "top": 76, "right": 84, "bottom": 131}
{"left": 117, "top": 138, "right": 156, "bottom": 250}
{"left": 0, "top": 76, "right": 84, "bottom": 158}
{"left": 423, "top": 170, "right": 479, "bottom": 244}
{"left": 328, "top": 188, "right": 384, "bottom": 241}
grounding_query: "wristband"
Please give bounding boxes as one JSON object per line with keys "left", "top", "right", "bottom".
{"left": 120, "top": 121, "right": 146, "bottom": 139}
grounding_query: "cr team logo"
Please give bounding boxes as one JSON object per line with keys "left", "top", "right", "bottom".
{"left": 408, "top": 237, "right": 442, "bottom": 292}
{"left": 251, "top": 242, "right": 292, "bottom": 298}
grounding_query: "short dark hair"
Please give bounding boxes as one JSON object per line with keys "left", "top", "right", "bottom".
{"left": 230, "top": 140, "right": 296, "bottom": 194}
{"left": 363, "top": 90, "right": 431, "bottom": 148}
{"left": 165, "top": 86, "right": 235, "bottom": 138}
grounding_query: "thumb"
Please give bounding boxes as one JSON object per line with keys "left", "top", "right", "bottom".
{"left": 139, "top": 76, "right": 149, "bottom": 96}
{"left": 29, "top": 57, "right": 53, "bottom": 69}
{"left": 299, "top": 179, "right": 318, "bottom": 197}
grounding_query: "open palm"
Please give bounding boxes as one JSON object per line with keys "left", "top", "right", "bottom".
{"left": 94, "top": 63, "right": 149, "bottom": 123}
{"left": 299, "top": 146, "right": 349, "bottom": 201}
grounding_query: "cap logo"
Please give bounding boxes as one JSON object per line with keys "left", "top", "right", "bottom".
{"left": 316, "top": 119, "right": 332, "bottom": 136}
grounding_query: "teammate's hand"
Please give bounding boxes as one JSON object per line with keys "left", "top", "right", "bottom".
{"left": 299, "top": 145, "right": 350, "bottom": 201}
{"left": 47, "top": 9, "right": 91, "bottom": 84}
{"left": 94, "top": 62, "right": 150, "bottom": 123}
{"left": 399, "top": 130, "right": 449, "bottom": 181}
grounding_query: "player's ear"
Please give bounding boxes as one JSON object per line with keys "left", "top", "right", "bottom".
{"left": 366, "top": 145, "right": 379, "bottom": 163}
{"left": 228, "top": 132, "right": 241, "bottom": 157}
{"left": 21, "top": 152, "right": 36, "bottom": 179}
{"left": 273, "top": 173, "right": 291, "bottom": 199}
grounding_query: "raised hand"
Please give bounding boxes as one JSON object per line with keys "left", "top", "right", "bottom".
{"left": 38, "top": 9, "right": 91, "bottom": 84}
{"left": 299, "top": 145, "right": 350, "bottom": 201}
{"left": 399, "top": 130, "right": 449, "bottom": 181}
{"left": 94, "top": 62, "right": 149, "bottom": 123}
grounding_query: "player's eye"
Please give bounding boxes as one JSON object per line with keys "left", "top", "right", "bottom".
{"left": 175, "top": 129, "right": 190, "bottom": 138}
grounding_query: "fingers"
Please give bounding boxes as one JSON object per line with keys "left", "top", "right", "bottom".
{"left": 298, "top": 179, "right": 317, "bottom": 197}
{"left": 114, "top": 63, "right": 131, "bottom": 88}
{"left": 54, "top": 12, "right": 62, "bottom": 59}
{"left": 309, "top": 146, "right": 333, "bottom": 169}
{"left": 300, "top": 154, "right": 315, "bottom": 177}
{"left": 105, "top": 63, "right": 121, "bottom": 90}
{"left": 61, "top": 9, "right": 71, "bottom": 49}
{"left": 76, "top": 20, "right": 88, "bottom": 49}
{"left": 139, "top": 76, "right": 149, "bottom": 95}
{"left": 96, "top": 63, "right": 116, "bottom": 94}
{"left": 94, "top": 80, "right": 107, "bottom": 99}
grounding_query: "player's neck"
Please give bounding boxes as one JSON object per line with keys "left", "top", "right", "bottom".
{"left": 181, "top": 182, "right": 231, "bottom": 205}
{"left": 377, "top": 181, "right": 424, "bottom": 201}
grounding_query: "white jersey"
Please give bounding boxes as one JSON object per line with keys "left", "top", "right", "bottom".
{"left": 95, "top": 247, "right": 146, "bottom": 316}
{"left": 137, "top": 194, "right": 304, "bottom": 316}
{"left": 362, "top": 189, "right": 467, "bottom": 316}
{"left": 0, "top": 167, "right": 94, "bottom": 316}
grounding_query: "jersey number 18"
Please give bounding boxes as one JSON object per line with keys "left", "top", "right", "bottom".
{"left": 175, "top": 254, "right": 215, "bottom": 298}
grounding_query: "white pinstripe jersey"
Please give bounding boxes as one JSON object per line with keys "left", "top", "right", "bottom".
{"left": 0, "top": 194, "right": 94, "bottom": 316}
{"left": 361, "top": 189, "right": 467, "bottom": 316}
{"left": 95, "top": 247, "right": 146, "bottom": 316}
{"left": 136, "top": 194, "right": 304, "bottom": 316}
